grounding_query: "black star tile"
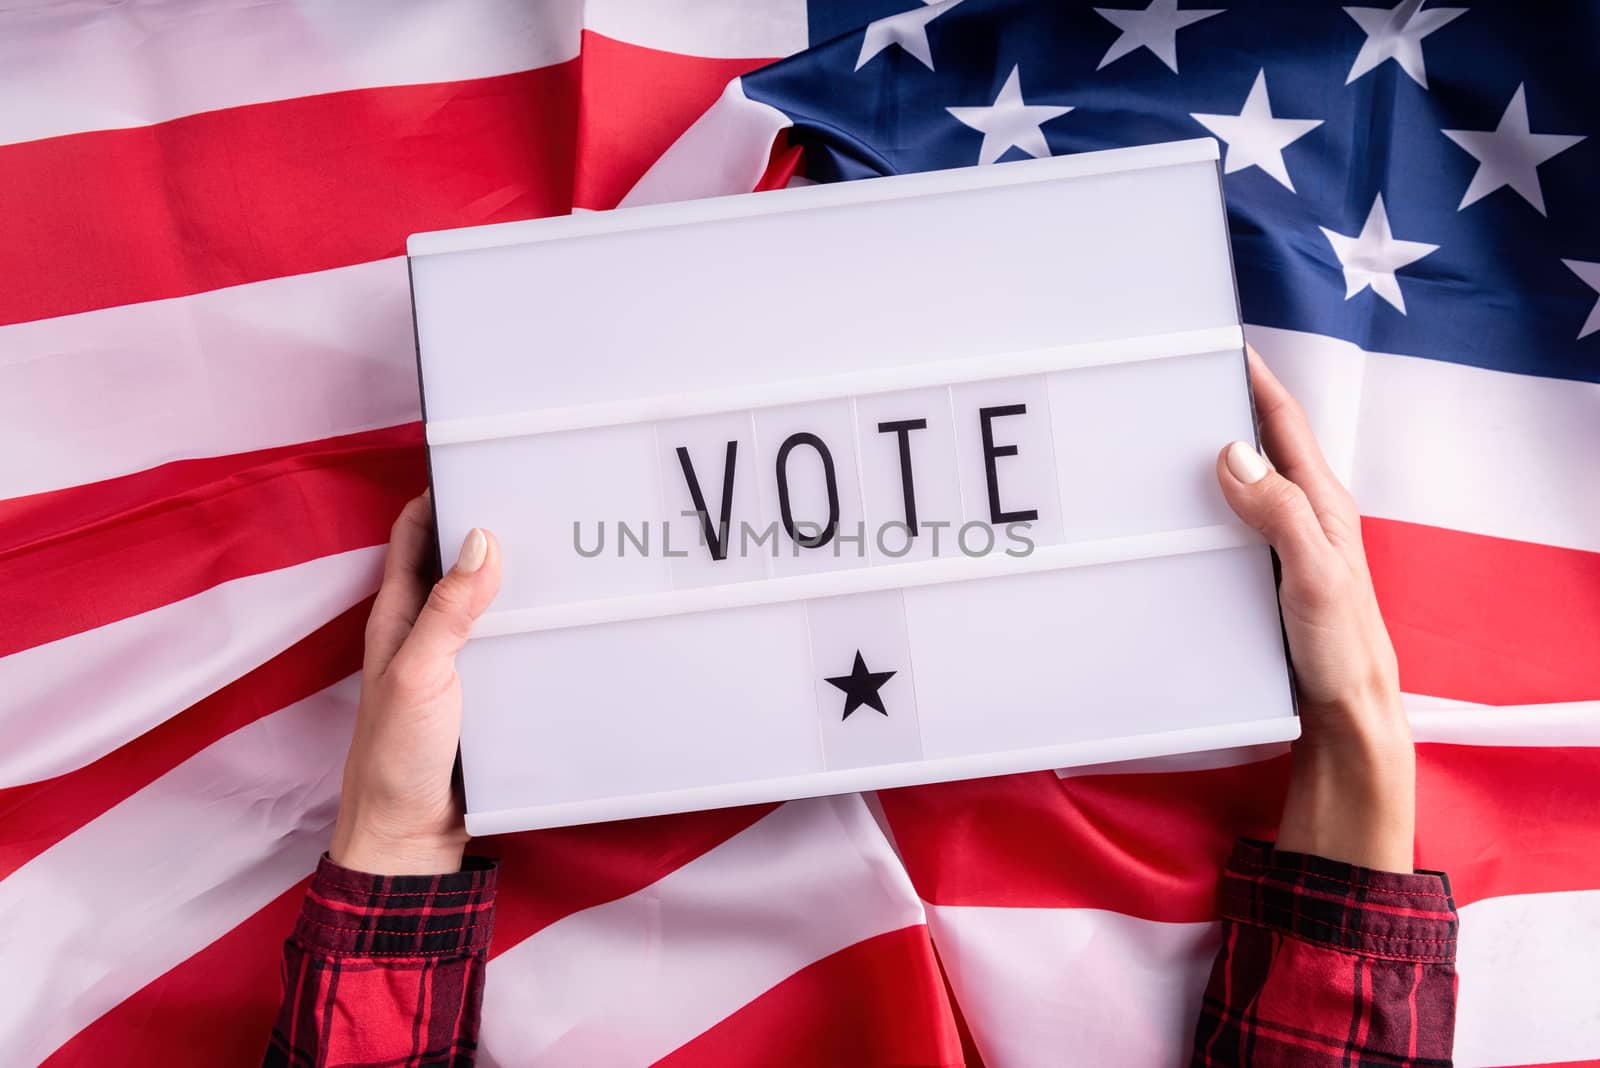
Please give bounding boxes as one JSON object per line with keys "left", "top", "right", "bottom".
{"left": 825, "top": 650, "right": 897, "bottom": 720}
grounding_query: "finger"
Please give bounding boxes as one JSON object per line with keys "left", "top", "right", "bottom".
{"left": 364, "top": 493, "right": 436, "bottom": 676}
{"left": 390, "top": 528, "right": 502, "bottom": 686}
{"left": 1246, "top": 345, "right": 1345, "bottom": 504}
{"left": 1216, "top": 440, "right": 1331, "bottom": 580}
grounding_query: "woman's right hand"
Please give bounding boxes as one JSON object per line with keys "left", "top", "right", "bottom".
{"left": 330, "top": 494, "right": 503, "bottom": 877}
{"left": 1214, "top": 346, "right": 1414, "bottom": 873}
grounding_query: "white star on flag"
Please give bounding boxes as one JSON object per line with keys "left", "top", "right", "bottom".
{"left": 856, "top": 0, "right": 965, "bottom": 72}
{"left": 1191, "top": 70, "right": 1323, "bottom": 191}
{"left": 1094, "top": 0, "right": 1223, "bottom": 73}
{"left": 1343, "top": 0, "right": 1467, "bottom": 88}
{"left": 1442, "top": 84, "right": 1585, "bottom": 215}
{"left": 1562, "top": 260, "right": 1600, "bottom": 339}
{"left": 946, "top": 65, "right": 1073, "bottom": 166}
{"left": 1319, "top": 194, "right": 1439, "bottom": 314}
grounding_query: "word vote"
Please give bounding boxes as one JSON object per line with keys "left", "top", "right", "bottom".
{"left": 674, "top": 403, "right": 1039, "bottom": 560}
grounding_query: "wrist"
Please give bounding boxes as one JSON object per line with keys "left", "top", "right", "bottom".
{"left": 1277, "top": 695, "right": 1416, "bottom": 873}
{"left": 329, "top": 814, "right": 467, "bottom": 877}
{"left": 1297, "top": 660, "right": 1407, "bottom": 739}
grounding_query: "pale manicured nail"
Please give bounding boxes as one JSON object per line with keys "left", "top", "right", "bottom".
{"left": 456, "top": 528, "right": 488, "bottom": 573}
{"left": 1226, "top": 441, "right": 1269, "bottom": 484}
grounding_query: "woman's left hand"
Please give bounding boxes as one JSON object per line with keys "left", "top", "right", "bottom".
{"left": 1214, "top": 347, "right": 1413, "bottom": 872}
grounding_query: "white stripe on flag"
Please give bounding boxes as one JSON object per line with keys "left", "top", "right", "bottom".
{"left": 0, "top": 546, "right": 381, "bottom": 788}
{"left": 931, "top": 890, "right": 1600, "bottom": 1068}
{"left": 0, "top": 0, "right": 583, "bottom": 146}
{"left": 1407, "top": 700, "right": 1600, "bottom": 746}
{"left": 585, "top": 0, "right": 808, "bottom": 59}
{"left": 1055, "top": 698, "right": 1600, "bottom": 778}
{"left": 1248, "top": 325, "right": 1600, "bottom": 554}
{"left": 929, "top": 904, "right": 1219, "bottom": 1068}
{"left": 0, "top": 259, "right": 419, "bottom": 498}
{"left": 1456, "top": 889, "right": 1600, "bottom": 1066}
{"left": 0, "top": 676, "right": 356, "bottom": 1067}
{"left": 478, "top": 794, "right": 927, "bottom": 1067}
{"left": 619, "top": 78, "right": 794, "bottom": 209}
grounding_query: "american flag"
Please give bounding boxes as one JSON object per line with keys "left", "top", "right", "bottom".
{"left": 2, "top": 0, "right": 1597, "bottom": 1064}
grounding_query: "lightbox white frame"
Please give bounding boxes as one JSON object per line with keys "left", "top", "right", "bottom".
{"left": 409, "top": 137, "right": 1300, "bottom": 834}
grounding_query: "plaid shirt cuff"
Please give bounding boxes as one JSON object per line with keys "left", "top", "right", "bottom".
{"left": 294, "top": 855, "right": 499, "bottom": 958}
{"left": 1220, "top": 839, "right": 1458, "bottom": 963}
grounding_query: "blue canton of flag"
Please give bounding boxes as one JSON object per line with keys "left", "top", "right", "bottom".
{"left": 748, "top": 0, "right": 1600, "bottom": 385}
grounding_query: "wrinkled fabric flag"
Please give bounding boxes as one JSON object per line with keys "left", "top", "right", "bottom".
{"left": 1, "top": 1, "right": 1596, "bottom": 1065}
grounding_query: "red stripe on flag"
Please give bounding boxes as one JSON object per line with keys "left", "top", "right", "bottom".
{"left": 571, "top": 31, "right": 769, "bottom": 211}
{"left": 0, "top": 601, "right": 366, "bottom": 881}
{"left": 649, "top": 925, "right": 964, "bottom": 1068}
{"left": 0, "top": 424, "right": 423, "bottom": 656}
{"left": 755, "top": 130, "right": 806, "bottom": 193}
{"left": 40, "top": 877, "right": 311, "bottom": 1068}
{"left": 1414, "top": 743, "right": 1600, "bottom": 907}
{"left": 0, "top": 64, "right": 580, "bottom": 325}
{"left": 880, "top": 767, "right": 1282, "bottom": 922}
{"left": 1365, "top": 517, "right": 1600, "bottom": 705}
{"left": 0, "top": 33, "right": 767, "bottom": 324}
{"left": 880, "top": 743, "right": 1600, "bottom": 920}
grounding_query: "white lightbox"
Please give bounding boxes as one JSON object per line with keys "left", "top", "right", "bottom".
{"left": 408, "top": 138, "right": 1298, "bottom": 834}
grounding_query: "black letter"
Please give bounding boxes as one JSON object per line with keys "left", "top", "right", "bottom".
{"left": 676, "top": 442, "right": 738, "bottom": 561}
{"left": 876, "top": 418, "right": 927, "bottom": 534}
{"left": 979, "top": 405, "right": 1039, "bottom": 524}
{"left": 775, "top": 432, "right": 839, "bottom": 548}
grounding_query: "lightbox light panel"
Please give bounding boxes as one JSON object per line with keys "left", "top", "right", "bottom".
{"left": 408, "top": 138, "right": 1297, "bottom": 834}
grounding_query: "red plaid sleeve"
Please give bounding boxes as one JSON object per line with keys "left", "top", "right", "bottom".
{"left": 261, "top": 855, "right": 498, "bottom": 1068}
{"left": 1192, "top": 839, "right": 1458, "bottom": 1067}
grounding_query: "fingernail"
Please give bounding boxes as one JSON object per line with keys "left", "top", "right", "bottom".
{"left": 1226, "top": 441, "right": 1269, "bottom": 484}
{"left": 456, "top": 528, "right": 488, "bottom": 573}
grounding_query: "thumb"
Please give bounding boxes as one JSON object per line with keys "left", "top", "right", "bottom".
{"left": 393, "top": 528, "right": 502, "bottom": 676}
{"left": 1216, "top": 441, "right": 1328, "bottom": 576}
